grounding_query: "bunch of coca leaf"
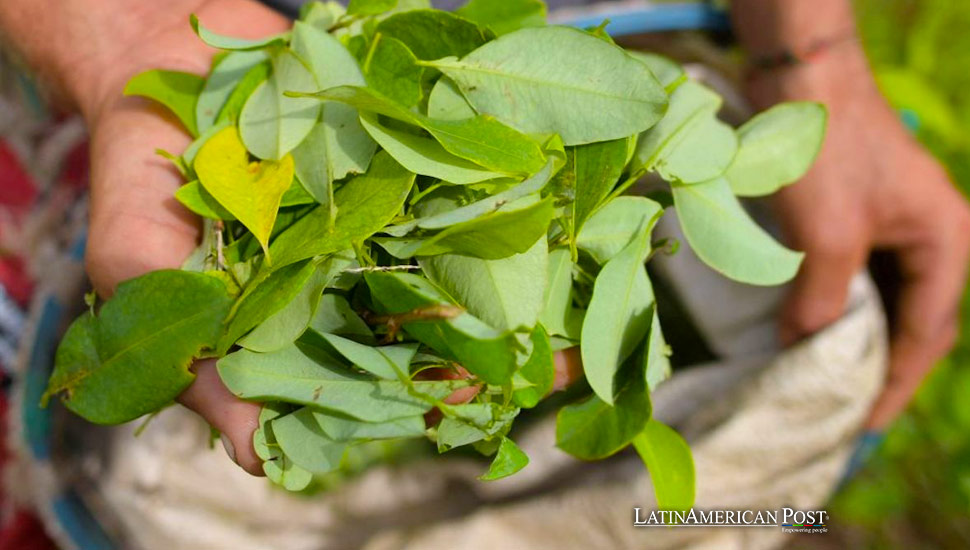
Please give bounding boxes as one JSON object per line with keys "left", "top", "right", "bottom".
{"left": 44, "top": 0, "right": 825, "bottom": 499}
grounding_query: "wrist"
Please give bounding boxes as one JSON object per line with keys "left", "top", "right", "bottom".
{"left": 743, "top": 39, "right": 879, "bottom": 110}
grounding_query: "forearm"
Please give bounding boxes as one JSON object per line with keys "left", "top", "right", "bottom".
{"left": 0, "top": 0, "right": 284, "bottom": 121}
{"left": 731, "top": 0, "right": 857, "bottom": 55}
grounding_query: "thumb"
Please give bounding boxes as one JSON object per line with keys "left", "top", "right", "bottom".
{"left": 177, "top": 359, "right": 264, "bottom": 476}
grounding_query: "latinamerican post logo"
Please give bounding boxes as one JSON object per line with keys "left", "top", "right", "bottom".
{"left": 633, "top": 507, "right": 829, "bottom": 534}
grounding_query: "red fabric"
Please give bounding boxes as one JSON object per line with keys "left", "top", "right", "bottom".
{"left": 0, "top": 141, "right": 37, "bottom": 210}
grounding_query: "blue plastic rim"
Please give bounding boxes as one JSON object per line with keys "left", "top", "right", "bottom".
{"left": 19, "top": 4, "right": 727, "bottom": 549}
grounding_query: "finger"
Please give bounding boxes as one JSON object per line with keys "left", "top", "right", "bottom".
{"left": 86, "top": 98, "right": 200, "bottom": 296}
{"left": 865, "top": 199, "right": 970, "bottom": 429}
{"left": 178, "top": 359, "right": 264, "bottom": 476}
{"left": 774, "top": 200, "right": 870, "bottom": 345}
{"left": 552, "top": 347, "right": 583, "bottom": 392}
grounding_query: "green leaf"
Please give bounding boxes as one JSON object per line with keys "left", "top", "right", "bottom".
{"left": 376, "top": 10, "right": 490, "bottom": 60}
{"left": 362, "top": 34, "right": 423, "bottom": 107}
{"left": 291, "top": 21, "right": 377, "bottom": 207}
{"left": 419, "top": 238, "right": 547, "bottom": 330}
{"left": 302, "top": 86, "right": 545, "bottom": 175}
{"left": 194, "top": 126, "right": 294, "bottom": 256}
{"left": 365, "top": 272, "right": 519, "bottom": 384}
{"left": 189, "top": 14, "right": 287, "bottom": 51}
{"left": 236, "top": 256, "right": 345, "bottom": 352}
{"left": 570, "top": 138, "right": 631, "bottom": 242}
{"left": 512, "top": 323, "right": 555, "bottom": 408}
{"left": 428, "top": 26, "right": 667, "bottom": 145}
{"left": 174, "top": 180, "right": 235, "bottom": 220}
{"left": 556, "top": 355, "right": 651, "bottom": 460}
{"left": 385, "top": 160, "right": 554, "bottom": 235}
{"left": 347, "top": 0, "right": 397, "bottom": 16}
{"left": 428, "top": 77, "right": 477, "bottom": 120}
{"left": 480, "top": 437, "right": 530, "bottom": 480}
{"left": 214, "top": 61, "right": 271, "bottom": 125}
{"left": 269, "top": 151, "right": 415, "bottom": 268}
{"left": 628, "top": 52, "right": 685, "bottom": 92}
{"left": 271, "top": 407, "right": 347, "bottom": 474}
{"left": 239, "top": 49, "right": 321, "bottom": 160}
{"left": 538, "top": 248, "right": 574, "bottom": 338}
{"left": 45, "top": 271, "right": 232, "bottom": 424}
{"left": 299, "top": 1, "right": 346, "bottom": 29}
{"left": 314, "top": 411, "right": 426, "bottom": 441}
{"left": 380, "top": 194, "right": 555, "bottom": 259}
{"left": 196, "top": 50, "right": 268, "bottom": 134}
{"left": 576, "top": 196, "right": 664, "bottom": 264}
{"left": 456, "top": 0, "right": 546, "bottom": 36}
{"left": 314, "top": 331, "right": 417, "bottom": 380}
{"left": 726, "top": 102, "right": 827, "bottom": 197}
{"left": 632, "top": 420, "right": 695, "bottom": 512}
{"left": 255, "top": 403, "right": 314, "bottom": 491}
{"left": 220, "top": 259, "right": 318, "bottom": 353}
{"left": 217, "top": 342, "right": 464, "bottom": 421}
{"left": 124, "top": 70, "right": 204, "bottom": 136}
{"left": 437, "top": 402, "right": 519, "bottom": 451}
{"left": 359, "top": 112, "right": 504, "bottom": 184}
{"left": 309, "top": 293, "right": 376, "bottom": 344}
{"left": 581, "top": 221, "right": 653, "bottom": 404}
{"left": 671, "top": 177, "right": 803, "bottom": 285}
{"left": 633, "top": 80, "right": 738, "bottom": 183}
{"left": 644, "top": 310, "right": 671, "bottom": 391}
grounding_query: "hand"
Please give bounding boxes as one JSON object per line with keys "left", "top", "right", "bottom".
{"left": 47, "top": 1, "right": 291, "bottom": 474}
{"left": 745, "top": 42, "right": 970, "bottom": 429}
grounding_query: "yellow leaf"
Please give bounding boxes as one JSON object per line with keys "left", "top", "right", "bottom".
{"left": 195, "top": 126, "right": 294, "bottom": 260}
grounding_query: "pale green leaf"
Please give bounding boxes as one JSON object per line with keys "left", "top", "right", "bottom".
{"left": 671, "top": 177, "right": 803, "bottom": 285}
{"left": 239, "top": 49, "right": 321, "bottom": 160}
{"left": 427, "top": 77, "right": 477, "bottom": 120}
{"left": 577, "top": 196, "right": 664, "bottom": 264}
{"left": 419, "top": 238, "right": 547, "bottom": 330}
{"left": 633, "top": 80, "right": 737, "bottom": 183}
{"left": 196, "top": 50, "right": 268, "bottom": 134}
{"left": 512, "top": 324, "right": 555, "bottom": 408}
{"left": 272, "top": 407, "right": 347, "bottom": 474}
{"left": 428, "top": 26, "right": 667, "bottom": 145}
{"left": 217, "top": 342, "right": 465, "bottom": 421}
{"left": 538, "top": 248, "right": 574, "bottom": 338}
{"left": 726, "top": 102, "right": 827, "bottom": 197}
{"left": 632, "top": 420, "right": 695, "bottom": 512}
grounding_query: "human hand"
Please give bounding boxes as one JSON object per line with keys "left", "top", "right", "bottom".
{"left": 36, "top": 0, "right": 291, "bottom": 474}
{"left": 745, "top": 42, "right": 970, "bottom": 429}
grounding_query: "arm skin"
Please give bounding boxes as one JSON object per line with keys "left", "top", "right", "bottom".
{"left": 732, "top": 0, "right": 970, "bottom": 428}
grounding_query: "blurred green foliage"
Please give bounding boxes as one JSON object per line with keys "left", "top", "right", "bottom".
{"left": 827, "top": 1, "right": 970, "bottom": 547}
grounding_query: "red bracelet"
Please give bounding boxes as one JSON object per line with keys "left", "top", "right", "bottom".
{"left": 749, "top": 30, "right": 859, "bottom": 71}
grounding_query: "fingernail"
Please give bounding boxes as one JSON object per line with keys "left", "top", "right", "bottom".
{"left": 220, "top": 433, "right": 237, "bottom": 463}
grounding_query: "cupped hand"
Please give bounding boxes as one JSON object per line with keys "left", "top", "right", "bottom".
{"left": 69, "top": 0, "right": 289, "bottom": 475}
{"left": 746, "top": 42, "right": 970, "bottom": 429}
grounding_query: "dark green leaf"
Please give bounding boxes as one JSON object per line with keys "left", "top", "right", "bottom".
{"left": 45, "top": 271, "right": 232, "bottom": 424}
{"left": 365, "top": 272, "right": 519, "bottom": 384}
{"left": 512, "top": 324, "right": 555, "bottom": 408}
{"left": 479, "top": 437, "right": 529, "bottom": 480}
{"left": 362, "top": 34, "right": 423, "bottom": 107}
{"left": 376, "top": 10, "right": 490, "bottom": 60}
{"left": 269, "top": 151, "right": 415, "bottom": 268}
